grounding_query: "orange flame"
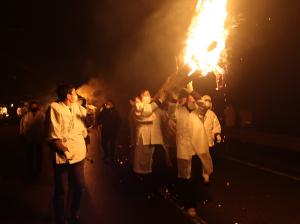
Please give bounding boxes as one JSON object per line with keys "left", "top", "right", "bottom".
{"left": 184, "top": 0, "right": 229, "bottom": 76}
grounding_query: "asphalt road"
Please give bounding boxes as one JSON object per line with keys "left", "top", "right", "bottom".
{"left": 197, "top": 143, "right": 300, "bottom": 224}
{"left": 0, "top": 124, "right": 299, "bottom": 224}
{"left": 0, "top": 125, "right": 190, "bottom": 224}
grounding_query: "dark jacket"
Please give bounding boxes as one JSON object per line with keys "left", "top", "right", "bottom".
{"left": 97, "top": 106, "right": 121, "bottom": 138}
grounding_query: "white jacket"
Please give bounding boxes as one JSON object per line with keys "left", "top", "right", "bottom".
{"left": 48, "top": 102, "right": 87, "bottom": 164}
{"left": 169, "top": 103, "right": 209, "bottom": 160}
{"left": 204, "top": 109, "right": 221, "bottom": 147}
{"left": 134, "top": 102, "right": 164, "bottom": 146}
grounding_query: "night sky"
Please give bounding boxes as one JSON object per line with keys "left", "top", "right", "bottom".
{"left": 2, "top": 0, "right": 300, "bottom": 133}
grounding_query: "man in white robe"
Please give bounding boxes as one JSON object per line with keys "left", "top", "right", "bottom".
{"left": 168, "top": 91, "right": 211, "bottom": 217}
{"left": 47, "top": 84, "right": 88, "bottom": 224}
{"left": 130, "top": 90, "right": 170, "bottom": 197}
{"left": 202, "top": 95, "right": 222, "bottom": 148}
{"left": 132, "top": 90, "right": 164, "bottom": 174}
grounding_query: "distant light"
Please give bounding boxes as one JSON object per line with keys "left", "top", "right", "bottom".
{"left": 11, "top": 103, "right": 14, "bottom": 108}
{"left": 1, "top": 107, "right": 8, "bottom": 114}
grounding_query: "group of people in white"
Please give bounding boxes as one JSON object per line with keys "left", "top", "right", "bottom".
{"left": 19, "top": 81, "right": 222, "bottom": 222}
{"left": 129, "top": 82, "right": 222, "bottom": 218}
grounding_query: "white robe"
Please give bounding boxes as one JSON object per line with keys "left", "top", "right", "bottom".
{"left": 169, "top": 103, "right": 212, "bottom": 179}
{"left": 48, "top": 102, "right": 87, "bottom": 164}
{"left": 132, "top": 102, "right": 164, "bottom": 174}
{"left": 171, "top": 105, "right": 209, "bottom": 160}
{"left": 204, "top": 109, "right": 221, "bottom": 147}
{"left": 134, "top": 102, "right": 163, "bottom": 145}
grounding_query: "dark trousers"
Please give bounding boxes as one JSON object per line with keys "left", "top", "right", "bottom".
{"left": 26, "top": 143, "right": 42, "bottom": 176}
{"left": 101, "top": 134, "right": 117, "bottom": 161}
{"left": 177, "top": 178, "right": 196, "bottom": 209}
{"left": 53, "top": 161, "right": 85, "bottom": 221}
{"left": 134, "top": 145, "right": 168, "bottom": 196}
{"left": 143, "top": 145, "right": 168, "bottom": 194}
{"left": 152, "top": 145, "right": 168, "bottom": 190}
{"left": 178, "top": 155, "right": 203, "bottom": 209}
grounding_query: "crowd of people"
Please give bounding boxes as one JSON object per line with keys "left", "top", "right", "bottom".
{"left": 19, "top": 81, "right": 222, "bottom": 223}
{"left": 127, "top": 83, "right": 222, "bottom": 218}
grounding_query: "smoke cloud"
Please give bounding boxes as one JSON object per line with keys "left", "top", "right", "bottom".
{"left": 76, "top": 77, "right": 107, "bottom": 108}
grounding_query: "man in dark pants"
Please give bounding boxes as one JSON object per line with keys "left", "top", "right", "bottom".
{"left": 53, "top": 161, "right": 85, "bottom": 224}
{"left": 97, "top": 99, "right": 121, "bottom": 163}
{"left": 47, "top": 84, "right": 88, "bottom": 224}
{"left": 168, "top": 91, "right": 211, "bottom": 218}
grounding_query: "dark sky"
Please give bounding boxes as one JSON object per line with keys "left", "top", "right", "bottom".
{"left": 2, "top": 0, "right": 300, "bottom": 131}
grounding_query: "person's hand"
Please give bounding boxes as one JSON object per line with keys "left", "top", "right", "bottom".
{"left": 157, "top": 90, "right": 167, "bottom": 103}
{"left": 176, "top": 72, "right": 200, "bottom": 91}
{"left": 135, "top": 97, "right": 141, "bottom": 103}
{"left": 168, "top": 90, "right": 179, "bottom": 101}
{"left": 52, "top": 140, "right": 69, "bottom": 156}
{"left": 216, "top": 134, "right": 222, "bottom": 143}
{"left": 129, "top": 99, "right": 135, "bottom": 106}
{"left": 186, "top": 81, "right": 193, "bottom": 93}
{"left": 64, "top": 151, "right": 74, "bottom": 161}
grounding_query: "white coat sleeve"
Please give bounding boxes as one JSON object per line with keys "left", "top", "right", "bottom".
{"left": 134, "top": 103, "right": 154, "bottom": 123}
{"left": 48, "top": 105, "right": 62, "bottom": 140}
{"left": 212, "top": 112, "right": 221, "bottom": 134}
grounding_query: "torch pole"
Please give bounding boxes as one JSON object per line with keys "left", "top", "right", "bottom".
{"left": 155, "top": 65, "right": 203, "bottom": 100}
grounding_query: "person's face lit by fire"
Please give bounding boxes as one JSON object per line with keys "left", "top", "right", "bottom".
{"left": 140, "top": 90, "right": 151, "bottom": 104}
{"left": 186, "top": 95, "right": 196, "bottom": 104}
{"left": 202, "top": 95, "right": 212, "bottom": 110}
{"left": 178, "top": 97, "right": 186, "bottom": 105}
{"left": 105, "top": 101, "right": 114, "bottom": 109}
{"left": 67, "top": 88, "right": 78, "bottom": 104}
{"left": 186, "top": 95, "right": 197, "bottom": 110}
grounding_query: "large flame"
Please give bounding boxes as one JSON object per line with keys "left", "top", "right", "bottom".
{"left": 184, "top": 0, "right": 229, "bottom": 76}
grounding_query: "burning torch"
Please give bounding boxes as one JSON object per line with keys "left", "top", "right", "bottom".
{"left": 182, "top": 0, "right": 230, "bottom": 90}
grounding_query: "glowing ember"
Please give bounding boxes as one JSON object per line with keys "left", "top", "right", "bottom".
{"left": 184, "top": 0, "right": 229, "bottom": 76}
